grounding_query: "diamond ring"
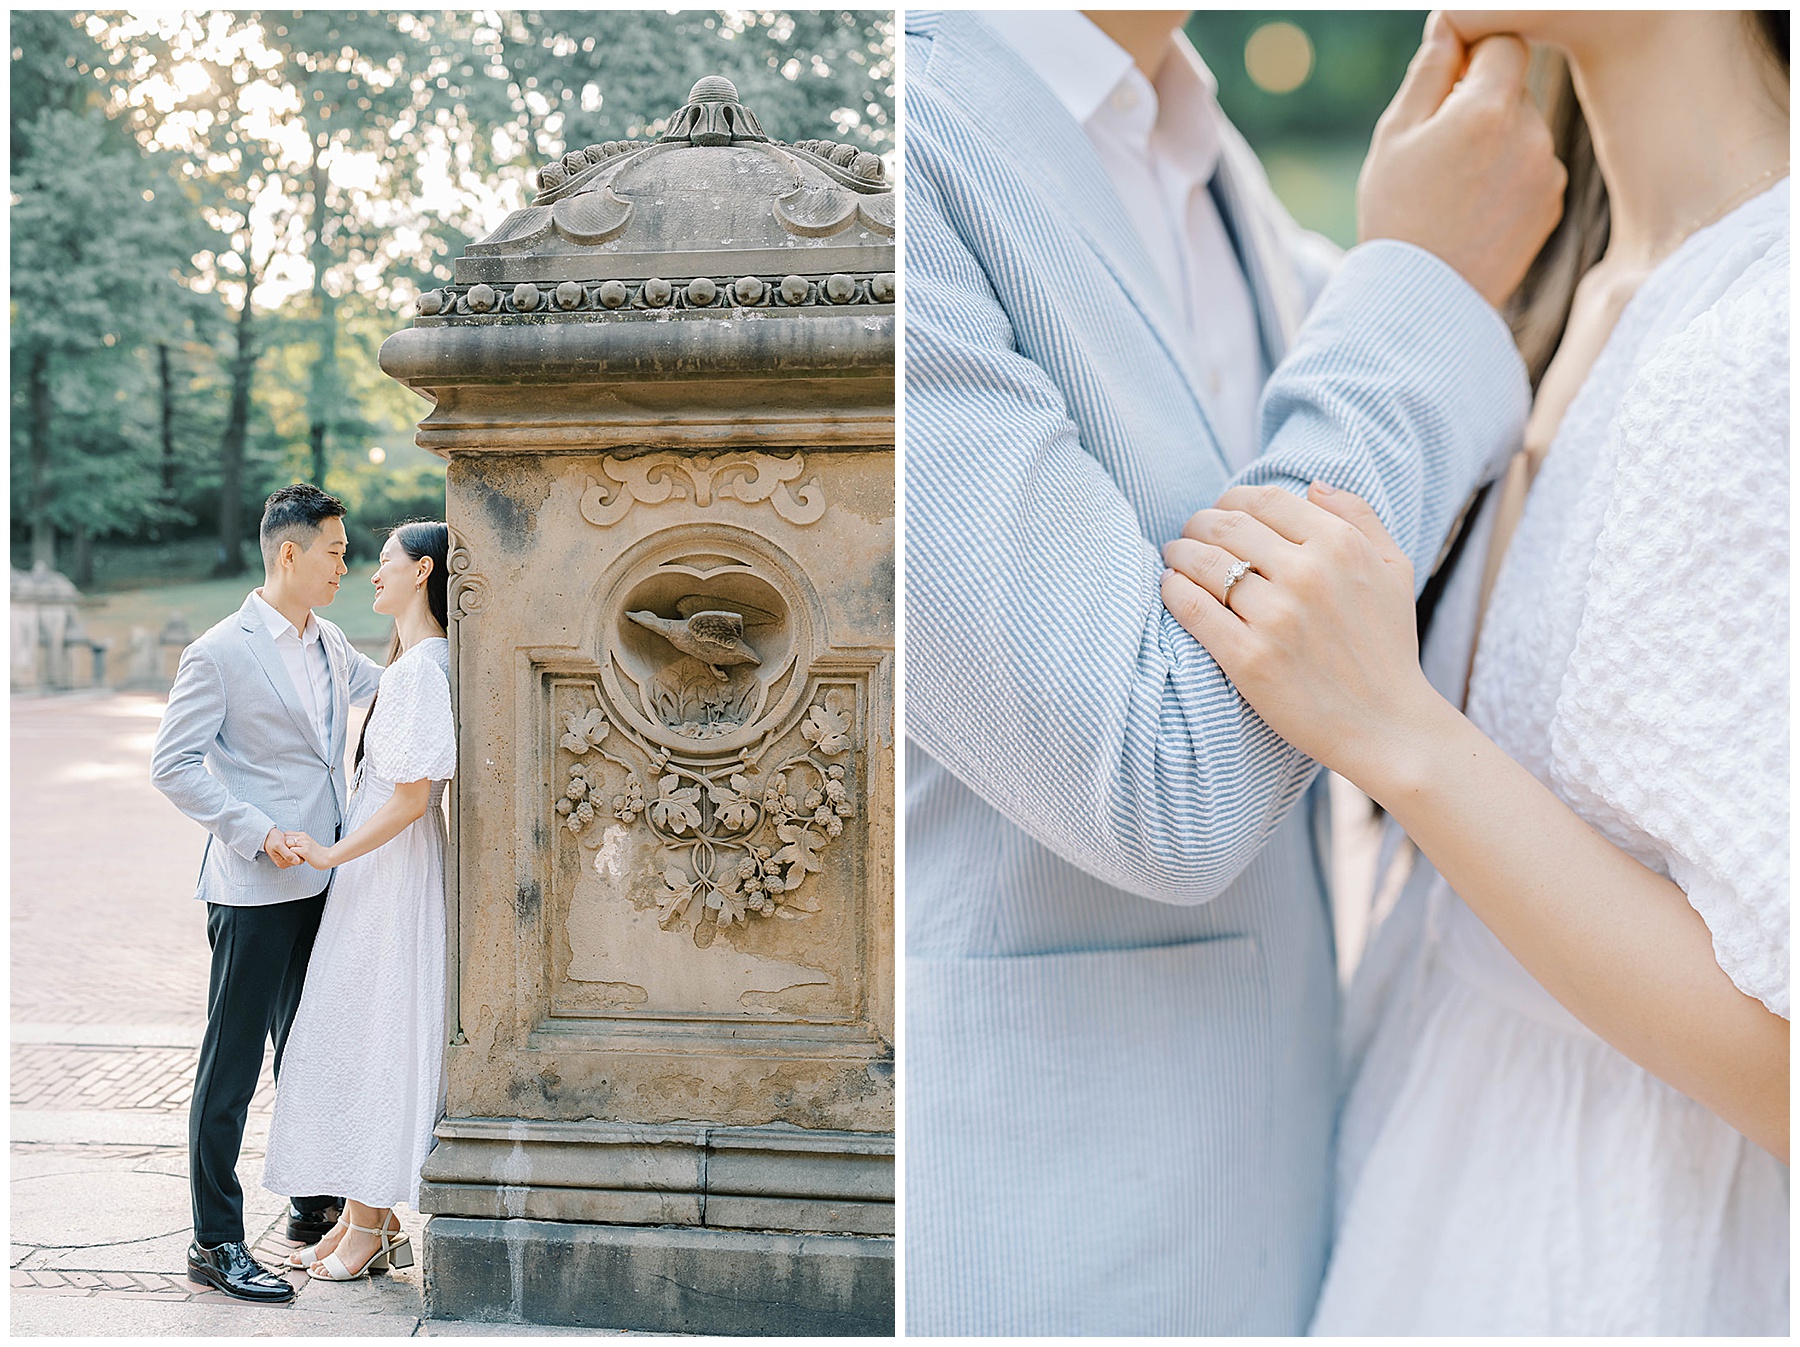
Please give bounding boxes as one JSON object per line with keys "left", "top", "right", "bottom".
{"left": 1221, "top": 559, "right": 1256, "bottom": 611}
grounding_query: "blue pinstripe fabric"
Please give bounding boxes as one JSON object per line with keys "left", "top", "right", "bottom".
{"left": 903, "top": 11, "right": 1530, "bottom": 1336}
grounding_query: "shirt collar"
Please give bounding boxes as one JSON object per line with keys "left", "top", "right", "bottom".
{"left": 1152, "top": 33, "right": 1226, "bottom": 186}
{"left": 979, "top": 10, "right": 1135, "bottom": 130}
{"left": 983, "top": 13, "right": 1226, "bottom": 185}
{"left": 251, "top": 589, "right": 319, "bottom": 646}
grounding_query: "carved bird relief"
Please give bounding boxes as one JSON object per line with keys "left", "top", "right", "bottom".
{"left": 628, "top": 608, "right": 763, "bottom": 681}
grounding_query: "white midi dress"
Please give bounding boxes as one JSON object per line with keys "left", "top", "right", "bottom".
{"left": 263, "top": 636, "right": 454, "bottom": 1210}
{"left": 1310, "top": 185, "right": 1790, "bottom": 1334}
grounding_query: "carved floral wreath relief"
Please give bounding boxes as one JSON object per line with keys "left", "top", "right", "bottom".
{"left": 554, "top": 691, "right": 855, "bottom": 945}
{"left": 547, "top": 512, "right": 856, "bottom": 947}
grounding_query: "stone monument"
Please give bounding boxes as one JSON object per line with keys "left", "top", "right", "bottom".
{"left": 378, "top": 76, "right": 893, "bottom": 1335}
{"left": 11, "top": 562, "right": 111, "bottom": 691}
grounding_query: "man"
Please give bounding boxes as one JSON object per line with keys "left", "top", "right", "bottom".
{"left": 905, "top": 10, "right": 1563, "bottom": 1334}
{"left": 152, "top": 485, "right": 384, "bottom": 1301}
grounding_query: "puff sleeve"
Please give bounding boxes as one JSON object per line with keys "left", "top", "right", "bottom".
{"left": 367, "top": 645, "right": 456, "bottom": 786}
{"left": 1551, "top": 252, "right": 1789, "bottom": 1017}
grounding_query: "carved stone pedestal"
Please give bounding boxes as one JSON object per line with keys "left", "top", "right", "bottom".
{"left": 419, "top": 1120, "right": 893, "bottom": 1333}
{"left": 380, "top": 76, "right": 893, "bottom": 1334}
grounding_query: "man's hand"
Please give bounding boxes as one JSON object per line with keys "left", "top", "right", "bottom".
{"left": 281, "top": 831, "right": 337, "bottom": 872}
{"left": 264, "top": 827, "right": 302, "bottom": 869}
{"left": 1358, "top": 11, "right": 1565, "bottom": 310}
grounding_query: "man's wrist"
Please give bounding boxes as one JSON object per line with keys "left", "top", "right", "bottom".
{"left": 1317, "top": 239, "right": 1532, "bottom": 483}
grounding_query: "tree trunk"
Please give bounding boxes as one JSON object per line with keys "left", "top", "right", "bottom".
{"left": 28, "top": 348, "right": 55, "bottom": 569}
{"left": 159, "top": 342, "right": 175, "bottom": 498}
{"left": 307, "top": 130, "right": 337, "bottom": 489}
{"left": 215, "top": 272, "right": 258, "bottom": 578}
{"left": 71, "top": 522, "right": 93, "bottom": 589}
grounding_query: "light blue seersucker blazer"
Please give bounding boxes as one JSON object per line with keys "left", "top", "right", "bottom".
{"left": 152, "top": 592, "right": 384, "bottom": 907}
{"left": 904, "top": 11, "right": 1530, "bottom": 1336}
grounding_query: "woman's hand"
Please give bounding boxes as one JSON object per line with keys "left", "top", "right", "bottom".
{"left": 1160, "top": 481, "right": 1446, "bottom": 784}
{"left": 282, "top": 830, "right": 337, "bottom": 872}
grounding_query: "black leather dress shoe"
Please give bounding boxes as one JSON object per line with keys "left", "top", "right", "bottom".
{"left": 186, "top": 1240, "right": 296, "bottom": 1303}
{"left": 285, "top": 1200, "right": 343, "bottom": 1244}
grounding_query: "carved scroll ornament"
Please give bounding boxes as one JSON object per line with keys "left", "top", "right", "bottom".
{"left": 446, "top": 541, "right": 487, "bottom": 619}
{"left": 580, "top": 453, "right": 826, "bottom": 528}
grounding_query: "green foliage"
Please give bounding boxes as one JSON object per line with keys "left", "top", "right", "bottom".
{"left": 11, "top": 59, "right": 211, "bottom": 551}
{"left": 1186, "top": 12, "right": 1426, "bottom": 246}
{"left": 9, "top": 10, "right": 121, "bottom": 158}
{"left": 487, "top": 11, "right": 895, "bottom": 156}
{"left": 10, "top": 10, "right": 893, "bottom": 583}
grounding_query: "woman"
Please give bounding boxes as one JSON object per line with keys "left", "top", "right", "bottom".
{"left": 1162, "top": 11, "right": 1787, "bottom": 1335}
{"left": 261, "top": 521, "right": 455, "bottom": 1281}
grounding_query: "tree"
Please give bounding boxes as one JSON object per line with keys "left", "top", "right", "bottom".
{"left": 483, "top": 11, "right": 895, "bottom": 157}
{"left": 11, "top": 87, "right": 203, "bottom": 572}
{"left": 13, "top": 12, "right": 896, "bottom": 579}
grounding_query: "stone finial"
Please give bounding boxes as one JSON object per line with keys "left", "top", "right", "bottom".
{"left": 660, "top": 74, "right": 768, "bottom": 147}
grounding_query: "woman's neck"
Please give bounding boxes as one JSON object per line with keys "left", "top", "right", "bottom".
{"left": 1568, "top": 15, "right": 1788, "bottom": 269}
{"left": 394, "top": 603, "right": 444, "bottom": 653}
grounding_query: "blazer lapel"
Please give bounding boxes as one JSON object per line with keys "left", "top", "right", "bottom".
{"left": 238, "top": 597, "right": 329, "bottom": 763}
{"left": 924, "top": 12, "right": 1228, "bottom": 456}
{"left": 1209, "top": 118, "right": 1308, "bottom": 371}
{"left": 320, "top": 628, "right": 346, "bottom": 769}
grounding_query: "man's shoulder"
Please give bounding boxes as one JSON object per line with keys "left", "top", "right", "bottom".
{"left": 902, "top": 11, "right": 999, "bottom": 105}
{"left": 189, "top": 599, "right": 256, "bottom": 657}
{"left": 903, "top": 9, "right": 941, "bottom": 46}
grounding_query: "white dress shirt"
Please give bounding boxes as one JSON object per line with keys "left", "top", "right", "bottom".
{"left": 982, "top": 10, "right": 1267, "bottom": 468}
{"left": 250, "top": 589, "right": 332, "bottom": 751}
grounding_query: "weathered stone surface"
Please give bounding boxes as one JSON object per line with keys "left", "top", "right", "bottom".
{"left": 416, "top": 1119, "right": 894, "bottom": 1234}
{"left": 379, "top": 72, "right": 892, "bottom": 1333}
{"left": 423, "top": 1220, "right": 893, "bottom": 1336}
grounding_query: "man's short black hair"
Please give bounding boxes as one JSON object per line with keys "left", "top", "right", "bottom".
{"left": 260, "top": 483, "right": 347, "bottom": 571}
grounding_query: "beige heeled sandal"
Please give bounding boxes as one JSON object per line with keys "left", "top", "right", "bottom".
{"left": 288, "top": 1216, "right": 348, "bottom": 1268}
{"left": 306, "top": 1218, "right": 413, "bottom": 1281}
{"left": 289, "top": 1213, "right": 405, "bottom": 1269}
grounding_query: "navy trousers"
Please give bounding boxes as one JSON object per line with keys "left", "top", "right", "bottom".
{"left": 189, "top": 892, "right": 335, "bottom": 1246}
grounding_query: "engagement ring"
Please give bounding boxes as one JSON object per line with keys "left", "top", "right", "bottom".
{"left": 1221, "top": 559, "right": 1255, "bottom": 611}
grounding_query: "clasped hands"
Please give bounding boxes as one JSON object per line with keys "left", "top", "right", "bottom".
{"left": 1161, "top": 482, "right": 1448, "bottom": 792}
{"left": 263, "top": 826, "right": 335, "bottom": 871}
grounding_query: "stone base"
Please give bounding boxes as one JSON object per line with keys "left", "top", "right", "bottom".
{"left": 423, "top": 1217, "right": 893, "bottom": 1336}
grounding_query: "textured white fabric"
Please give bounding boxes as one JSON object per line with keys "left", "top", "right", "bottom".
{"left": 1313, "top": 185, "right": 1789, "bottom": 1335}
{"left": 263, "top": 637, "right": 454, "bottom": 1209}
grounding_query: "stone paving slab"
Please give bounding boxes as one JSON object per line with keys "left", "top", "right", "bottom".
{"left": 11, "top": 1296, "right": 426, "bottom": 1337}
{"left": 12, "top": 1295, "right": 640, "bottom": 1337}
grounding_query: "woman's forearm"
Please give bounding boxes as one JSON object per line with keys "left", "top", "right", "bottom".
{"left": 326, "top": 780, "right": 432, "bottom": 870}
{"left": 1354, "top": 693, "right": 1789, "bottom": 1160}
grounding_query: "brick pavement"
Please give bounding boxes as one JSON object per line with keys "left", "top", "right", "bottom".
{"left": 11, "top": 694, "right": 213, "bottom": 1030}
{"left": 10, "top": 1043, "right": 276, "bottom": 1114}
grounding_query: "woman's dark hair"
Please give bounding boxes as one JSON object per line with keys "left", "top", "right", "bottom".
{"left": 1506, "top": 14, "right": 1789, "bottom": 389}
{"left": 1752, "top": 10, "right": 1789, "bottom": 72}
{"left": 354, "top": 520, "right": 451, "bottom": 771}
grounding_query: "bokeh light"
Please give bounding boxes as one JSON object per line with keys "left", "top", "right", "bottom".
{"left": 1245, "top": 21, "right": 1315, "bottom": 95}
